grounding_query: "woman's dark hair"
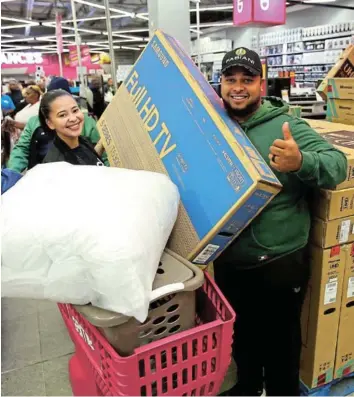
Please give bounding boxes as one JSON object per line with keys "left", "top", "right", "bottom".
{"left": 39, "top": 89, "right": 72, "bottom": 132}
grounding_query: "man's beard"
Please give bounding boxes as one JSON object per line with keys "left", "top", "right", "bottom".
{"left": 223, "top": 96, "right": 261, "bottom": 120}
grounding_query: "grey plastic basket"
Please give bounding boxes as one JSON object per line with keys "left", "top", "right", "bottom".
{"left": 74, "top": 248, "right": 205, "bottom": 356}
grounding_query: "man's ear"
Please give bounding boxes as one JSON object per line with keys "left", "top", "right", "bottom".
{"left": 260, "top": 78, "right": 264, "bottom": 92}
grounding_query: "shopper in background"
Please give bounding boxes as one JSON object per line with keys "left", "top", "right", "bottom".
{"left": 7, "top": 79, "right": 23, "bottom": 106}
{"left": 1, "top": 127, "right": 22, "bottom": 194}
{"left": 1, "top": 89, "right": 15, "bottom": 115}
{"left": 90, "top": 77, "right": 105, "bottom": 119}
{"left": 214, "top": 48, "right": 347, "bottom": 397}
{"left": 12, "top": 85, "right": 43, "bottom": 130}
{"left": 37, "top": 78, "right": 46, "bottom": 94}
{"left": 12, "top": 88, "right": 31, "bottom": 116}
{"left": 39, "top": 90, "right": 104, "bottom": 166}
{"left": 8, "top": 77, "right": 106, "bottom": 172}
{"left": 104, "top": 77, "right": 115, "bottom": 104}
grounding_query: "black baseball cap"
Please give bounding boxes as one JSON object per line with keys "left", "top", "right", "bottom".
{"left": 221, "top": 47, "right": 262, "bottom": 76}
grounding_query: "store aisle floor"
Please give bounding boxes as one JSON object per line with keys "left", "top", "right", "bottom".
{"left": 1, "top": 298, "right": 74, "bottom": 396}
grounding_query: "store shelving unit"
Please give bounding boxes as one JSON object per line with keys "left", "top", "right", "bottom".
{"left": 252, "top": 22, "right": 354, "bottom": 90}
{"left": 190, "top": 38, "right": 233, "bottom": 82}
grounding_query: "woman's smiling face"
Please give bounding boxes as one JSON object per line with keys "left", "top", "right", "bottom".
{"left": 45, "top": 95, "right": 84, "bottom": 138}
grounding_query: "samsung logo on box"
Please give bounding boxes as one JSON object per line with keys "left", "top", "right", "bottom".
{"left": 1, "top": 52, "right": 43, "bottom": 65}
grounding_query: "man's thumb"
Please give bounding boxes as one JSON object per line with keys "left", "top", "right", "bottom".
{"left": 282, "top": 122, "right": 293, "bottom": 141}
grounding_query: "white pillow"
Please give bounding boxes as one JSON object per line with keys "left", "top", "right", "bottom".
{"left": 2, "top": 163, "right": 180, "bottom": 322}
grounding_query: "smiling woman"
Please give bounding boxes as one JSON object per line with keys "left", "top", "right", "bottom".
{"left": 39, "top": 90, "right": 104, "bottom": 166}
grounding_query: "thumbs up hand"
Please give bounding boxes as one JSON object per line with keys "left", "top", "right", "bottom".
{"left": 269, "top": 122, "right": 303, "bottom": 173}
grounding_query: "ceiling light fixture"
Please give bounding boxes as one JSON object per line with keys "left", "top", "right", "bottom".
{"left": 303, "top": 0, "right": 336, "bottom": 2}
{"left": 1, "top": 46, "right": 32, "bottom": 51}
{"left": 135, "top": 13, "right": 149, "bottom": 21}
{"left": 40, "top": 49, "right": 69, "bottom": 54}
{"left": 31, "top": 45, "right": 60, "bottom": 50}
{"left": 190, "top": 5, "right": 233, "bottom": 11}
{"left": 86, "top": 39, "right": 143, "bottom": 45}
{"left": 61, "top": 14, "right": 126, "bottom": 24}
{"left": 1, "top": 34, "right": 14, "bottom": 37}
{"left": 88, "top": 48, "right": 108, "bottom": 52}
{"left": 1, "top": 37, "right": 35, "bottom": 43}
{"left": 41, "top": 34, "right": 77, "bottom": 39}
{"left": 1, "top": 23, "right": 40, "bottom": 30}
{"left": 74, "top": 0, "right": 133, "bottom": 17}
{"left": 112, "top": 28, "right": 149, "bottom": 34}
{"left": 190, "top": 28, "right": 204, "bottom": 34}
{"left": 1, "top": 16, "right": 38, "bottom": 24}
{"left": 43, "top": 24, "right": 103, "bottom": 35}
{"left": 1, "top": 43, "right": 26, "bottom": 48}
{"left": 112, "top": 33, "right": 144, "bottom": 40}
{"left": 191, "top": 21, "right": 233, "bottom": 28}
{"left": 121, "top": 46, "right": 141, "bottom": 51}
{"left": 132, "top": 5, "right": 234, "bottom": 17}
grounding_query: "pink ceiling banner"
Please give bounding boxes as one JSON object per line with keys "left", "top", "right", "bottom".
{"left": 233, "top": 0, "right": 286, "bottom": 26}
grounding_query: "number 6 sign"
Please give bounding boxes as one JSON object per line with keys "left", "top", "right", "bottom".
{"left": 233, "top": 0, "right": 286, "bottom": 26}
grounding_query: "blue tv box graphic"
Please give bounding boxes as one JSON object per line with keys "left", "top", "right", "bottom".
{"left": 98, "top": 30, "right": 282, "bottom": 265}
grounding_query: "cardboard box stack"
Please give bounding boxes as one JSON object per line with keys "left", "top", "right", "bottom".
{"left": 326, "top": 78, "right": 354, "bottom": 125}
{"left": 317, "top": 44, "right": 354, "bottom": 101}
{"left": 300, "top": 119, "right": 354, "bottom": 390}
{"left": 98, "top": 30, "right": 281, "bottom": 267}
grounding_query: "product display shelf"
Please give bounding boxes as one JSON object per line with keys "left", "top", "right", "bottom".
{"left": 268, "top": 63, "right": 334, "bottom": 68}
{"left": 300, "top": 372, "right": 354, "bottom": 396}
{"left": 265, "top": 50, "right": 326, "bottom": 57}
{"left": 303, "top": 32, "right": 354, "bottom": 42}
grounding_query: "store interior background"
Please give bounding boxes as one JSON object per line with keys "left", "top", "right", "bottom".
{"left": 1, "top": 0, "right": 354, "bottom": 396}
{"left": 2, "top": 0, "right": 353, "bottom": 86}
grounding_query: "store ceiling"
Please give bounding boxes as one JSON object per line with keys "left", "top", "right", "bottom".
{"left": 0, "top": 0, "right": 352, "bottom": 54}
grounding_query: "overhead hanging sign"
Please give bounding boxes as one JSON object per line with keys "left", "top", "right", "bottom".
{"left": 56, "top": 13, "right": 63, "bottom": 54}
{"left": 233, "top": 0, "right": 286, "bottom": 26}
{"left": 0, "top": 52, "right": 44, "bottom": 65}
{"left": 67, "top": 45, "right": 91, "bottom": 67}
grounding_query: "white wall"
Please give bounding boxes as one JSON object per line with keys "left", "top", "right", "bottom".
{"left": 225, "top": 27, "right": 257, "bottom": 49}
{"left": 212, "top": 2, "right": 354, "bottom": 48}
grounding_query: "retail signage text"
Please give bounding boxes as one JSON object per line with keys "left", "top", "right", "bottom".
{"left": 1, "top": 52, "right": 44, "bottom": 65}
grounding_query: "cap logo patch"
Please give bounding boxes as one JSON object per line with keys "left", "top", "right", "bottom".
{"left": 235, "top": 48, "right": 247, "bottom": 56}
{"left": 226, "top": 56, "right": 255, "bottom": 65}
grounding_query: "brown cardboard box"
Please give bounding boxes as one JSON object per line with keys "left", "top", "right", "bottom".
{"left": 300, "top": 245, "right": 345, "bottom": 389}
{"left": 311, "top": 216, "right": 354, "bottom": 249}
{"left": 313, "top": 188, "right": 354, "bottom": 221}
{"left": 334, "top": 244, "right": 354, "bottom": 379}
{"left": 327, "top": 98, "right": 354, "bottom": 126}
{"left": 328, "top": 78, "right": 354, "bottom": 100}
{"left": 317, "top": 45, "right": 354, "bottom": 100}
{"left": 98, "top": 30, "right": 281, "bottom": 265}
{"left": 306, "top": 119, "right": 354, "bottom": 190}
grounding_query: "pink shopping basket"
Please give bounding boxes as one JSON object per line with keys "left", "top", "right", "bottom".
{"left": 58, "top": 271, "right": 236, "bottom": 396}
